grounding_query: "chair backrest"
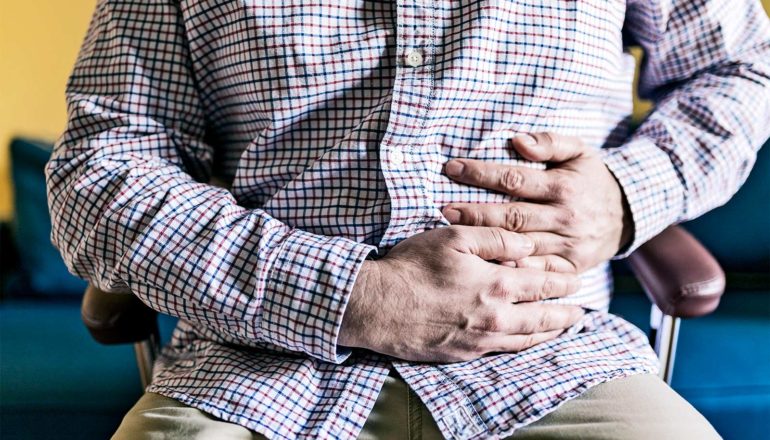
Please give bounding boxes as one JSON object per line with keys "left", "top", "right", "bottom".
{"left": 683, "top": 142, "right": 770, "bottom": 273}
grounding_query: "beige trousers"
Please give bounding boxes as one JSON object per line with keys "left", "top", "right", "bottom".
{"left": 113, "top": 373, "right": 720, "bottom": 440}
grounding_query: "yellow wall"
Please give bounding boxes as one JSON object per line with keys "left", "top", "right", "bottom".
{"left": 0, "top": 1, "right": 96, "bottom": 220}
{"left": 0, "top": 1, "right": 768, "bottom": 221}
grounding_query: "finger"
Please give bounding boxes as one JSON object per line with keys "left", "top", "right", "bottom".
{"left": 450, "top": 226, "right": 535, "bottom": 261}
{"left": 522, "top": 232, "right": 569, "bottom": 257}
{"left": 511, "top": 255, "right": 576, "bottom": 273}
{"left": 511, "top": 132, "right": 586, "bottom": 163}
{"left": 442, "top": 202, "right": 565, "bottom": 233}
{"left": 504, "top": 303, "right": 585, "bottom": 334}
{"left": 444, "top": 159, "right": 560, "bottom": 201}
{"left": 492, "top": 267, "right": 581, "bottom": 302}
{"left": 480, "top": 329, "right": 564, "bottom": 354}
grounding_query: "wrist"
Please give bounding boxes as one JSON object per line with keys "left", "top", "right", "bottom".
{"left": 338, "top": 260, "right": 382, "bottom": 348}
{"left": 602, "top": 157, "right": 635, "bottom": 255}
{"left": 619, "top": 193, "right": 634, "bottom": 251}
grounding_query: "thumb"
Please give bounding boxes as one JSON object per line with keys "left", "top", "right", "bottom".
{"left": 512, "top": 132, "right": 586, "bottom": 163}
{"left": 452, "top": 226, "right": 535, "bottom": 261}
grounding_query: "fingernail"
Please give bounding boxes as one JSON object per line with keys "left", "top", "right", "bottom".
{"left": 445, "top": 160, "right": 465, "bottom": 177}
{"left": 519, "top": 236, "right": 534, "bottom": 249}
{"left": 515, "top": 134, "right": 538, "bottom": 147}
{"left": 443, "top": 208, "right": 461, "bottom": 222}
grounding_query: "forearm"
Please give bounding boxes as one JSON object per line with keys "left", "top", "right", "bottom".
{"left": 604, "top": 65, "right": 770, "bottom": 252}
{"left": 46, "top": 0, "right": 376, "bottom": 363}
{"left": 606, "top": 0, "right": 770, "bottom": 254}
{"left": 47, "top": 116, "right": 374, "bottom": 363}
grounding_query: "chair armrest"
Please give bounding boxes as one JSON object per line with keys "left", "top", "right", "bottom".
{"left": 627, "top": 226, "right": 726, "bottom": 318}
{"left": 81, "top": 285, "right": 158, "bottom": 344}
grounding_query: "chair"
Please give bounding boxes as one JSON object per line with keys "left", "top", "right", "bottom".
{"left": 81, "top": 225, "right": 725, "bottom": 388}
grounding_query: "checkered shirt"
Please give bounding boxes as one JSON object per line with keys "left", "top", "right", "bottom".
{"left": 46, "top": 0, "right": 770, "bottom": 438}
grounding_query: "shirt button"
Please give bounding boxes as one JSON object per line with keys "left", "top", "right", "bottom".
{"left": 390, "top": 149, "right": 405, "bottom": 165}
{"left": 405, "top": 50, "right": 423, "bottom": 67}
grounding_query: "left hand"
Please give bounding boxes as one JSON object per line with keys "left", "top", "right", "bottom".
{"left": 441, "top": 133, "right": 633, "bottom": 273}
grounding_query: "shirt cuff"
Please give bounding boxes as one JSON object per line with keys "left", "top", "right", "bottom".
{"left": 260, "top": 228, "right": 377, "bottom": 364}
{"left": 601, "top": 136, "right": 685, "bottom": 259}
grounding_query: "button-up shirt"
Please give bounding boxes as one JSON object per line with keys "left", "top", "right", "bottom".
{"left": 47, "top": 0, "right": 770, "bottom": 438}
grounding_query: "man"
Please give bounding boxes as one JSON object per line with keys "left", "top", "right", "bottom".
{"left": 46, "top": 0, "right": 769, "bottom": 438}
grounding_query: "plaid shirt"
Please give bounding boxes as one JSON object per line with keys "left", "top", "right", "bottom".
{"left": 47, "top": 0, "right": 770, "bottom": 438}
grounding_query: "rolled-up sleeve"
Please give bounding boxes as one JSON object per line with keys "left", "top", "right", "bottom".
{"left": 604, "top": 0, "right": 770, "bottom": 256}
{"left": 45, "top": 0, "right": 375, "bottom": 363}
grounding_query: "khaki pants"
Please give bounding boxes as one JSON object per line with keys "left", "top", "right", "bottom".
{"left": 113, "top": 373, "right": 720, "bottom": 439}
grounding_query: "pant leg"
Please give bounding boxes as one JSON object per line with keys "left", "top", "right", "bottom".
{"left": 113, "top": 373, "right": 720, "bottom": 440}
{"left": 508, "top": 373, "right": 721, "bottom": 440}
{"left": 381, "top": 373, "right": 720, "bottom": 440}
{"left": 358, "top": 372, "right": 443, "bottom": 440}
{"left": 112, "top": 374, "right": 417, "bottom": 440}
{"left": 112, "top": 392, "right": 264, "bottom": 440}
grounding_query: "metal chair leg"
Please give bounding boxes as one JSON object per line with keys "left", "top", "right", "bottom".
{"left": 133, "top": 332, "right": 160, "bottom": 389}
{"left": 649, "top": 304, "right": 681, "bottom": 385}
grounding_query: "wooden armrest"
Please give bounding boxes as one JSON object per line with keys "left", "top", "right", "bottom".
{"left": 628, "top": 225, "right": 726, "bottom": 318}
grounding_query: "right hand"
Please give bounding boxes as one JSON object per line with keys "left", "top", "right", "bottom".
{"left": 339, "top": 225, "right": 585, "bottom": 363}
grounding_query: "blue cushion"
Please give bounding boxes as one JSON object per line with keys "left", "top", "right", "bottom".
{"left": 8, "top": 138, "right": 87, "bottom": 296}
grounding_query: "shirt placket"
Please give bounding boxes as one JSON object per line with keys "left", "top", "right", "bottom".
{"left": 378, "top": 0, "right": 437, "bottom": 249}
{"left": 379, "top": 2, "right": 488, "bottom": 438}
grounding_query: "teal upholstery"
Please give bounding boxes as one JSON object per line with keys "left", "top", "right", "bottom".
{"left": 7, "top": 138, "right": 87, "bottom": 296}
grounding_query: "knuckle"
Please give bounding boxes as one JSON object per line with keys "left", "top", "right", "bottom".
{"left": 543, "top": 257, "right": 559, "bottom": 273}
{"left": 443, "top": 225, "right": 464, "bottom": 243}
{"left": 468, "top": 209, "right": 485, "bottom": 226}
{"left": 489, "top": 226, "right": 505, "bottom": 243}
{"left": 541, "top": 276, "right": 558, "bottom": 297}
{"left": 541, "top": 132, "right": 558, "bottom": 147}
{"left": 560, "top": 208, "right": 578, "bottom": 227}
{"left": 563, "top": 238, "right": 579, "bottom": 251}
{"left": 530, "top": 236, "right": 546, "bottom": 254}
{"left": 522, "top": 334, "right": 536, "bottom": 349}
{"left": 500, "top": 168, "right": 524, "bottom": 193}
{"left": 551, "top": 177, "right": 574, "bottom": 200}
{"left": 486, "top": 277, "right": 510, "bottom": 300}
{"left": 489, "top": 227, "right": 509, "bottom": 252}
{"left": 504, "top": 207, "right": 528, "bottom": 231}
{"left": 538, "top": 313, "right": 553, "bottom": 330}
{"left": 519, "top": 316, "right": 537, "bottom": 334}
{"left": 476, "top": 313, "right": 504, "bottom": 333}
